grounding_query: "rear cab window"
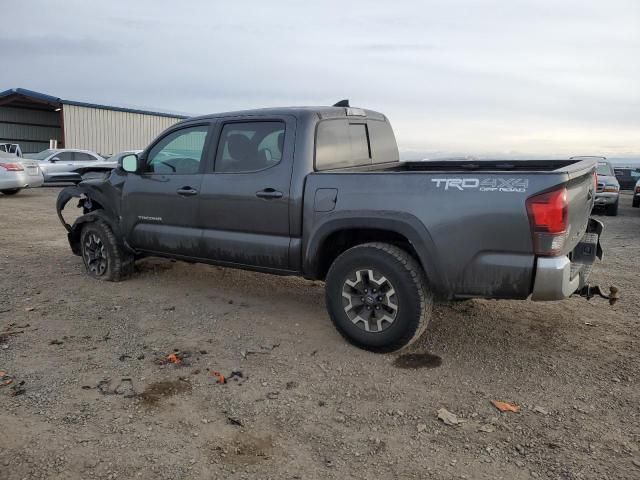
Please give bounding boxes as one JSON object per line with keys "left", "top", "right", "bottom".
{"left": 315, "top": 117, "right": 398, "bottom": 171}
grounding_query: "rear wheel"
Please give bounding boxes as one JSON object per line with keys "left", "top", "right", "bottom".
{"left": 606, "top": 200, "right": 619, "bottom": 216}
{"left": 80, "top": 220, "right": 134, "bottom": 281}
{"left": 325, "top": 242, "right": 432, "bottom": 353}
{"left": 1, "top": 188, "right": 21, "bottom": 195}
{"left": 633, "top": 197, "right": 640, "bottom": 208}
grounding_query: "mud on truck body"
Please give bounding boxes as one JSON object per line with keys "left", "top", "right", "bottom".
{"left": 57, "top": 102, "right": 614, "bottom": 352}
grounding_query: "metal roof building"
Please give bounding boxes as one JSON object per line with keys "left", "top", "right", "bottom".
{"left": 0, "top": 88, "right": 189, "bottom": 154}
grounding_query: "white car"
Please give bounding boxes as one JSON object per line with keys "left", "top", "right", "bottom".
{"left": 26, "top": 149, "right": 116, "bottom": 182}
{"left": 633, "top": 178, "right": 640, "bottom": 208}
{"left": 0, "top": 151, "right": 44, "bottom": 195}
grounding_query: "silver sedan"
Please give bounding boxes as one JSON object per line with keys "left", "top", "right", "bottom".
{"left": 26, "top": 149, "right": 117, "bottom": 182}
{"left": 0, "top": 152, "right": 45, "bottom": 195}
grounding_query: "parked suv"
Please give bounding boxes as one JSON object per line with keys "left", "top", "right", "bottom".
{"left": 0, "top": 143, "right": 23, "bottom": 157}
{"left": 57, "top": 103, "right": 604, "bottom": 352}
{"left": 614, "top": 167, "right": 640, "bottom": 191}
{"left": 594, "top": 158, "right": 620, "bottom": 216}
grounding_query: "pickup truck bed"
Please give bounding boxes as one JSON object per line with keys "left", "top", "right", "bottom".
{"left": 56, "top": 103, "right": 603, "bottom": 352}
{"left": 303, "top": 157, "right": 597, "bottom": 301}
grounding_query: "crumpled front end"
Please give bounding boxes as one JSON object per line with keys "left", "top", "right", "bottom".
{"left": 56, "top": 185, "right": 95, "bottom": 255}
{"left": 56, "top": 177, "right": 126, "bottom": 256}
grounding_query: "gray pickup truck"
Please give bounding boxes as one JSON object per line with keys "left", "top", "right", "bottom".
{"left": 57, "top": 102, "right": 605, "bottom": 352}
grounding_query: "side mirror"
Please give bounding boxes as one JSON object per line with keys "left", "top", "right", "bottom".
{"left": 50, "top": 157, "right": 60, "bottom": 163}
{"left": 120, "top": 154, "right": 139, "bottom": 173}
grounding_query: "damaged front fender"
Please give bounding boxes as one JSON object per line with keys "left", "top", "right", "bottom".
{"left": 56, "top": 185, "right": 85, "bottom": 232}
{"left": 56, "top": 184, "right": 126, "bottom": 256}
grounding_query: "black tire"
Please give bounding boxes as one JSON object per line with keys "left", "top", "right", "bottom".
{"left": 633, "top": 198, "right": 639, "bottom": 208}
{"left": 325, "top": 242, "right": 433, "bottom": 353}
{"left": 606, "top": 201, "right": 619, "bottom": 216}
{"left": 80, "top": 220, "right": 134, "bottom": 281}
{"left": 1, "top": 188, "right": 21, "bottom": 195}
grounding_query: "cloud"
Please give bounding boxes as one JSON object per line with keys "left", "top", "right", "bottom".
{"left": 354, "top": 43, "right": 436, "bottom": 53}
{"left": 0, "top": 35, "right": 115, "bottom": 57}
{"left": 0, "top": 0, "right": 637, "bottom": 157}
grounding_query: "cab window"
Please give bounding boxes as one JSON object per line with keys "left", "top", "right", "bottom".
{"left": 215, "top": 121, "right": 285, "bottom": 173}
{"left": 146, "top": 126, "right": 209, "bottom": 174}
{"left": 315, "top": 119, "right": 371, "bottom": 170}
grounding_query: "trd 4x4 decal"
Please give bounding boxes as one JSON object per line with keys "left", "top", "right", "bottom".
{"left": 431, "top": 178, "right": 529, "bottom": 193}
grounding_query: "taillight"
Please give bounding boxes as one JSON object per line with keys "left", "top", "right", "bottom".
{"left": 0, "top": 162, "right": 24, "bottom": 171}
{"left": 635, "top": 186, "right": 640, "bottom": 194}
{"left": 526, "top": 187, "right": 568, "bottom": 256}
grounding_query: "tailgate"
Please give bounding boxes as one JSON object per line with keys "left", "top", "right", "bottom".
{"left": 563, "top": 166, "right": 596, "bottom": 254}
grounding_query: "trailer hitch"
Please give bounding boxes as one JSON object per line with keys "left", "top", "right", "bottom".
{"left": 576, "top": 284, "right": 620, "bottom": 306}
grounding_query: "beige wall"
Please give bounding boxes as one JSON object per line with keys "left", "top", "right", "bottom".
{"left": 62, "top": 104, "right": 183, "bottom": 155}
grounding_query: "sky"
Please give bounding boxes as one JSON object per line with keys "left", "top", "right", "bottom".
{"left": 2, "top": 0, "right": 639, "bottom": 159}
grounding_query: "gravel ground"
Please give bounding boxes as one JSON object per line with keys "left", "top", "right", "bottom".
{"left": 1, "top": 188, "right": 638, "bottom": 480}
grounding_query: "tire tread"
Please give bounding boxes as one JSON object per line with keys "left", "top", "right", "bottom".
{"left": 326, "top": 242, "right": 433, "bottom": 352}
{"left": 81, "top": 220, "right": 133, "bottom": 282}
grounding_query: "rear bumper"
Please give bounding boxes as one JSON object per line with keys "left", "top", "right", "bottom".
{"left": 531, "top": 256, "right": 580, "bottom": 300}
{"left": 594, "top": 192, "right": 618, "bottom": 205}
{"left": 531, "top": 218, "right": 603, "bottom": 301}
{"left": 0, "top": 171, "right": 44, "bottom": 190}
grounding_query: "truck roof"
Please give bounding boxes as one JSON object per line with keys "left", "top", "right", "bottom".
{"left": 187, "top": 106, "right": 387, "bottom": 122}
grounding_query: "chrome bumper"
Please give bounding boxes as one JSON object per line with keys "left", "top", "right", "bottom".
{"left": 531, "top": 218, "right": 603, "bottom": 301}
{"left": 594, "top": 192, "right": 618, "bottom": 205}
{"left": 531, "top": 256, "right": 580, "bottom": 301}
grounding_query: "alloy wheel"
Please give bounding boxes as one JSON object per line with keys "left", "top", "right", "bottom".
{"left": 341, "top": 269, "right": 398, "bottom": 333}
{"left": 83, "top": 232, "right": 107, "bottom": 276}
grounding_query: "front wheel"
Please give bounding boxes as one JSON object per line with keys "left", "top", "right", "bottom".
{"left": 1, "top": 189, "right": 21, "bottom": 195}
{"left": 325, "top": 242, "right": 433, "bottom": 353}
{"left": 80, "top": 220, "right": 134, "bottom": 281}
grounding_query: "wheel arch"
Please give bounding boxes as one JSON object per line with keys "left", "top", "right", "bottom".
{"left": 303, "top": 212, "right": 448, "bottom": 295}
{"left": 67, "top": 210, "right": 123, "bottom": 256}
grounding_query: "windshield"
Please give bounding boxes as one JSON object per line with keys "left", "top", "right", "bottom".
{"left": 596, "top": 162, "right": 614, "bottom": 176}
{"left": 30, "top": 149, "right": 56, "bottom": 160}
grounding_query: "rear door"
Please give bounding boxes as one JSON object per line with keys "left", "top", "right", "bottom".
{"left": 197, "top": 116, "right": 294, "bottom": 270}
{"left": 121, "top": 123, "right": 213, "bottom": 257}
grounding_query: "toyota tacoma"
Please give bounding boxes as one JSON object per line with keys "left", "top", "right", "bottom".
{"left": 57, "top": 102, "right": 605, "bottom": 352}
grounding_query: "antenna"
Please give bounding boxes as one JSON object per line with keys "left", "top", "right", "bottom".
{"left": 333, "top": 99, "right": 350, "bottom": 107}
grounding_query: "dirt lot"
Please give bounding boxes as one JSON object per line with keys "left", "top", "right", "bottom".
{"left": 1, "top": 188, "right": 638, "bottom": 480}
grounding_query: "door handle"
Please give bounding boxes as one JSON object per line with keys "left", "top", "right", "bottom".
{"left": 256, "top": 188, "right": 283, "bottom": 199}
{"left": 177, "top": 186, "right": 199, "bottom": 196}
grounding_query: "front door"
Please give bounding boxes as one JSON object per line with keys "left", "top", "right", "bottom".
{"left": 198, "top": 118, "right": 293, "bottom": 270}
{"left": 121, "top": 123, "right": 212, "bottom": 257}
{"left": 47, "top": 151, "right": 75, "bottom": 174}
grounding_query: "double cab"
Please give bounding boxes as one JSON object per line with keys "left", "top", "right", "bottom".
{"left": 57, "top": 103, "right": 604, "bottom": 352}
